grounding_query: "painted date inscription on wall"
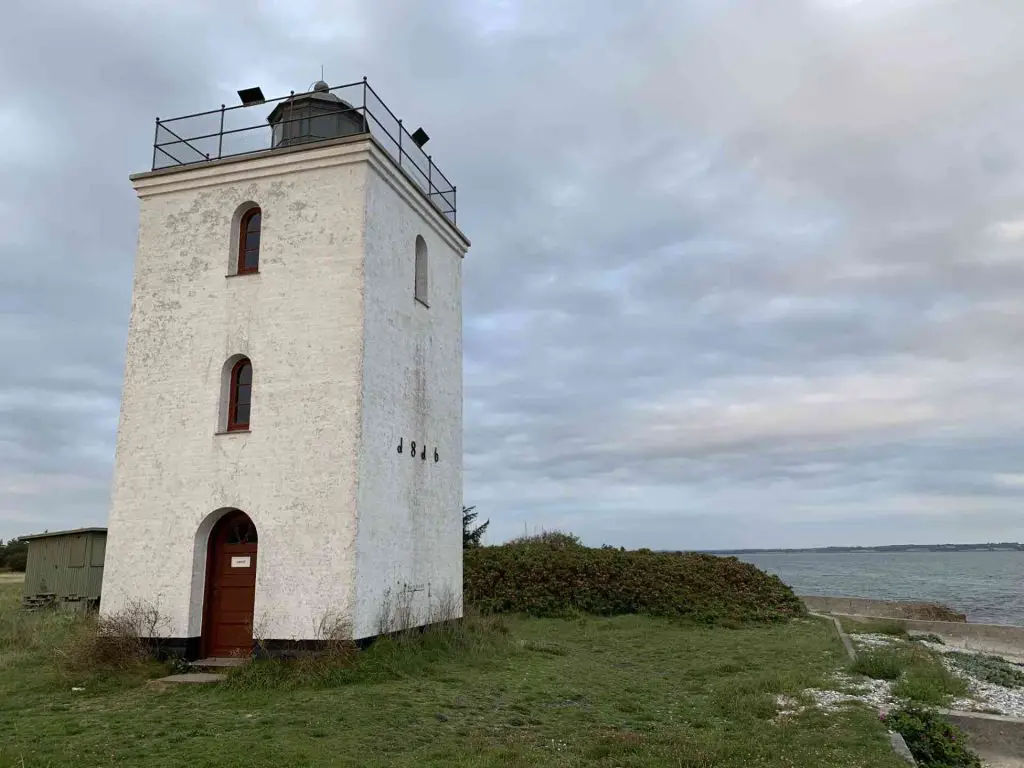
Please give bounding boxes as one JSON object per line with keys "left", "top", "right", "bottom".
{"left": 396, "top": 437, "right": 440, "bottom": 462}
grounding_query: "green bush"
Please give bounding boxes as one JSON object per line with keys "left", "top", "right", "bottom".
{"left": 0, "top": 538, "right": 28, "bottom": 571}
{"left": 851, "top": 649, "right": 906, "bottom": 680}
{"left": 859, "top": 621, "right": 909, "bottom": 639}
{"left": 5, "top": 550, "right": 26, "bottom": 572}
{"left": 463, "top": 533, "right": 805, "bottom": 624}
{"left": 883, "top": 705, "right": 981, "bottom": 768}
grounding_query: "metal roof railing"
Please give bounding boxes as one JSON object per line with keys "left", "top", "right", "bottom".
{"left": 151, "top": 78, "right": 457, "bottom": 224}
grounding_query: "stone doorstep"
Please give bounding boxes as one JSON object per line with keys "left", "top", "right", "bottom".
{"left": 191, "top": 657, "right": 246, "bottom": 669}
{"left": 149, "top": 672, "right": 226, "bottom": 685}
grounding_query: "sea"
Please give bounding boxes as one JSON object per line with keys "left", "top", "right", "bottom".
{"left": 734, "top": 551, "right": 1024, "bottom": 627}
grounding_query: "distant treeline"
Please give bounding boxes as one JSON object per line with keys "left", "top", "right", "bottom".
{"left": 0, "top": 539, "right": 27, "bottom": 571}
{"left": 707, "top": 543, "right": 1024, "bottom": 555}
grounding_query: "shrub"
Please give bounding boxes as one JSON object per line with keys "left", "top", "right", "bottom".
{"left": 851, "top": 650, "right": 906, "bottom": 680}
{"left": 883, "top": 705, "right": 981, "bottom": 768}
{"left": 463, "top": 534, "right": 805, "bottom": 624}
{"left": 5, "top": 550, "right": 26, "bottom": 572}
{"left": 841, "top": 618, "right": 909, "bottom": 638}
{"left": 505, "top": 530, "right": 583, "bottom": 549}
{"left": 55, "top": 599, "right": 166, "bottom": 672}
{"left": 906, "top": 603, "right": 967, "bottom": 623}
{"left": 867, "top": 621, "right": 910, "bottom": 638}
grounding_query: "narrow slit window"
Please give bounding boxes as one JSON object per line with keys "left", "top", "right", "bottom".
{"left": 414, "top": 235, "right": 428, "bottom": 306}
{"left": 238, "top": 208, "right": 261, "bottom": 274}
{"left": 228, "top": 359, "right": 252, "bottom": 431}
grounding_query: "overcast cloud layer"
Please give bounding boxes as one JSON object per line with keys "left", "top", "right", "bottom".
{"left": 3, "top": 0, "right": 1024, "bottom": 548}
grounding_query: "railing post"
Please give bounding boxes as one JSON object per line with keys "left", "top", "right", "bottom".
{"left": 152, "top": 117, "right": 160, "bottom": 170}
{"left": 218, "top": 104, "right": 225, "bottom": 159}
{"left": 453, "top": 186, "right": 457, "bottom": 225}
{"left": 428, "top": 155, "right": 432, "bottom": 193}
{"left": 398, "top": 118, "right": 403, "bottom": 165}
{"left": 362, "top": 76, "right": 367, "bottom": 112}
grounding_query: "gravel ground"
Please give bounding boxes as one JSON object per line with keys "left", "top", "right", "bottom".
{"left": 777, "top": 633, "right": 1024, "bottom": 768}
{"left": 775, "top": 633, "right": 1024, "bottom": 718}
{"left": 775, "top": 672, "right": 895, "bottom": 720}
{"left": 849, "top": 633, "right": 902, "bottom": 648}
{"left": 841, "top": 633, "right": 1024, "bottom": 718}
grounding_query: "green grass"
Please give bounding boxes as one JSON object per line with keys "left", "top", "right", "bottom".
{"left": 851, "top": 649, "right": 906, "bottom": 680}
{"left": 846, "top": 641, "right": 968, "bottom": 706}
{"left": 0, "top": 584, "right": 906, "bottom": 768}
{"left": 893, "top": 658, "right": 968, "bottom": 705}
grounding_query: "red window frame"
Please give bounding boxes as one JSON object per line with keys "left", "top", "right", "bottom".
{"left": 227, "top": 358, "right": 252, "bottom": 431}
{"left": 238, "top": 207, "right": 261, "bottom": 275}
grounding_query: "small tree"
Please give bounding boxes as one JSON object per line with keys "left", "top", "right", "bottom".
{"left": 3, "top": 539, "right": 27, "bottom": 572}
{"left": 463, "top": 505, "right": 489, "bottom": 548}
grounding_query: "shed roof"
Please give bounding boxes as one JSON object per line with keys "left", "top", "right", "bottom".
{"left": 19, "top": 527, "right": 107, "bottom": 541}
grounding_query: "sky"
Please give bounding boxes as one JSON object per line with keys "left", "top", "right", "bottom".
{"left": 3, "top": 0, "right": 1024, "bottom": 549}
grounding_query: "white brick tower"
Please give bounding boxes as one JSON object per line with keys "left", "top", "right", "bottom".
{"left": 100, "top": 79, "right": 469, "bottom": 658}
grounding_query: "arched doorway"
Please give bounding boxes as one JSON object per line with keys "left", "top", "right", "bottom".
{"left": 202, "top": 510, "right": 258, "bottom": 658}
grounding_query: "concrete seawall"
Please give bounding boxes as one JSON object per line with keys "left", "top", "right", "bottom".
{"left": 800, "top": 595, "right": 1024, "bottom": 661}
{"left": 800, "top": 595, "right": 967, "bottom": 622}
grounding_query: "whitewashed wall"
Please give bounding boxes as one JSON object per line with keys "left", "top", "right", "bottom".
{"left": 354, "top": 157, "right": 466, "bottom": 638}
{"left": 103, "top": 142, "right": 370, "bottom": 641}
{"left": 102, "top": 137, "right": 468, "bottom": 646}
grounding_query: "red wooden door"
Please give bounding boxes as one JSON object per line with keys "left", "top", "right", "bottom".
{"left": 203, "top": 511, "right": 258, "bottom": 657}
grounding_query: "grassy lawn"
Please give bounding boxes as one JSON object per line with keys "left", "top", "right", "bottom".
{"left": 0, "top": 582, "right": 905, "bottom": 768}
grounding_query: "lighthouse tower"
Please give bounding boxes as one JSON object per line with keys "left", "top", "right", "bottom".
{"left": 101, "top": 79, "right": 469, "bottom": 659}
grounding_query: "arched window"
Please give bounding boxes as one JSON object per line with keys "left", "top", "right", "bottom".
{"left": 238, "top": 207, "right": 261, "bottom": 274}
{"left": 224, "top": 515, "right": 258, "bottom": 544}
{"left": 414, "top": 235, "right": 428, "bottom": 306}
{"left": 227, "top": 358, "right": 252, "bottom": 431}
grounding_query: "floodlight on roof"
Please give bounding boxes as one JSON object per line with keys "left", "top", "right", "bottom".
{"left": 237, "top": 86, "right": 266, "bottom": 106}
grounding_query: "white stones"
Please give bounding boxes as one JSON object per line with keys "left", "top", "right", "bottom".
{"left": 944, "top": 665, "right": 1024, "bottom": 718}
{"left": 773, "top": 672, "right": 895, "bottom": 721}
{"left": 774, "top": 695, "right": 804, "bottom": 719}
{"left": 849, "top": 633, "right": 902, "bottom": 649}
{"left": 843, "top": 631, "right": 1024, "bottom": 718}
{"left": 804, "top": 672, "right": 894, "bottom": 712}
{"left": 774, "top": 628, "right": 1024, "bottom": 722}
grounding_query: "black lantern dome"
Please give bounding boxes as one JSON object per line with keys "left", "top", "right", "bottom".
{"left": 267, "top": 81, "right": 367, "bottom": 149}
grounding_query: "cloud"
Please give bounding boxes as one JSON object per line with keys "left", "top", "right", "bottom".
{"left": 3, "top": 0, "right": 1024, "bottom": 548}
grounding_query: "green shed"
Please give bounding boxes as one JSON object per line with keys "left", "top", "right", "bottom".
{"left": 21, "top": 527, "right": 107, "bottom": 611}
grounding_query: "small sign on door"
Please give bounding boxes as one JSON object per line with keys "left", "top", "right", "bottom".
{"left": 231, "top": 556, "right": 251, "bottom": 568}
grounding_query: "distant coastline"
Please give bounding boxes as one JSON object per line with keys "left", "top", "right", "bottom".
{"left": 707, "top": 542, "right": 1024, "bottom": 555}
